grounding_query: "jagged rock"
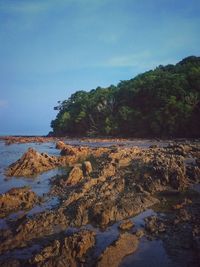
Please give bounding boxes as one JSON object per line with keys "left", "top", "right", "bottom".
{"left": 65, "top": 166, "right": 84, "bottom": 186}
{"left": 82, "top": 161, "right": 92, "bottom": 175}
{"left": 0, "top": 187, "right": 38, "bottom": 218}
{"left": 174, "top": 208, "right": 191, "bottom": 224}
{"left": 55, "top": 141, "right": 66, "bottom": 150}
{"left": 135, "top": 229, "right": 144, "bottom": 238}
{"left": 96, "top": 233, "right": 139, "bottom": 267}
{"left": 186, "top": 166, "right": 200, "bottom": 182}
{"left": 145, "top": 215, "right": 166, "bottom": 234}
{"left": 130, "top": 152, "right": 188, "bottom": 192}
{"left": 60, "top": 144, "right": 89, "bottom": 157}
{"left": 31, "top": 230, "right": 95, "bottom": 267}
{"left": 0, "top": 208, "right": 69, "bottom": 254}
{"left": 6, "top": 148, "right": 60, "bottom": 177}
{"left": 60, "top": 144, "right": 76, "bottom": 156}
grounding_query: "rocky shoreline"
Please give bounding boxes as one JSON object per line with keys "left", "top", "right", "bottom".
{"left": 0, "top": 138, "right": 199, "bottom": 266}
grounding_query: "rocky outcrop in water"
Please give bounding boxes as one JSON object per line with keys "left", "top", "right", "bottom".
{"left": 5, "top": 145, "right": 107, "bottom": 177}
{"left": 6, "top": 148, "right": 61, "bottom": 177}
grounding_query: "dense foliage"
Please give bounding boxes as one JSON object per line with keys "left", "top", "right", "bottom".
{"left": 51, "top": 56, "right": 200, "bottom": 137}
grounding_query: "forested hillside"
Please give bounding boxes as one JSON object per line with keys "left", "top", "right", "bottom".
{"left": 50, "top": 56, "right": 200, "bottom": 137}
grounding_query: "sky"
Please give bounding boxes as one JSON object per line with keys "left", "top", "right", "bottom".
{"left": 0, "top": 0, "right": 200, "bottom": 135}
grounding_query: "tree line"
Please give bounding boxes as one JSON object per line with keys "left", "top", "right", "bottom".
{"left": 50, "top": 56, "right": 200, "bottom": 138}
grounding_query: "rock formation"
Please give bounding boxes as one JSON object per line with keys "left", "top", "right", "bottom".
{"left": 96, "top": 233, "right": 139, "bottom": 267}
{"left": 0, "top": 187, "right": 38, "bottom": 218}
{"left": 6, "top": 148, "right": 61, "bottom": 177}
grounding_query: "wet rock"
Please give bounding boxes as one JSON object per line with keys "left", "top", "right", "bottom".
{"left": 0, "top": 208, "right": 69, "bottom": 254}
{"left": 145, "top": 215, "right": 166, "bottom": 234}
{"left": 186, "top": 166, "right": 200, "bottom": 182}
{"left": 173, "top": 198, "right": 192, "bottom": 210}
{"left": 60, "top": 144, "right": 77, "bottom": 156}
{"left": 60, "top": 144, "right": 89, "bottom": 157}
{"left": 30, "top": 230, "right": 95, "bottom": 267}
{"left": 55, "top": 141, "right": 66, "bottom": 150}
{"left": 52, "top": 149, "right": 159, "bottom": 228}
{"left": 0, "top": 187, "right": 38, "bottom": 218}
{"left": 82, "top": 161, "right": 93, "bottom": 175}
{"left": 135, "top": 229, "right": 144, "bottom": 238}
{"left": 2, "top": 136, "right": 56, "bottom": 145}
{"left": 174, "top": 208, "right": 191, "bottom": 224}
{"left": 65, "top": 166, "right": 84, "bottom": 186}
{"left": 96, "top": 233, "right": 139, "bottom": 267}
{"left": 88, "top": 192, "right": 158, "bottom": 227}
{"left": 6, "top": 148, "right": 61, "bottom": 177}
{"left": 118, "top": 219, "right": 134, "bottom": 230}
{"left": 130, "top": 151, "right": 188, "bottom": 192}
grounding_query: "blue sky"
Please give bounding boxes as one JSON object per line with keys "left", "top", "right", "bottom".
{"left": 0, "top": 0, "right": 199, "bottom": 135}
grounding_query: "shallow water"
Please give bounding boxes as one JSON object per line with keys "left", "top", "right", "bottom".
{"left": 120, "top": 238, "right": 180, "bottom": 267}
{"left": 0, "top": 244, "right": 42, "bottom": 261}
{"left": 0, "top": 141, "right": 64, "bottom": 195}
{"left": 27, "top": 196, "right": 60, "bottom": 217}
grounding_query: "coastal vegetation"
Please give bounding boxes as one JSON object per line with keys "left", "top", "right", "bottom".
{"left": 51, "top": 56, "right": 200, "bottom": 137}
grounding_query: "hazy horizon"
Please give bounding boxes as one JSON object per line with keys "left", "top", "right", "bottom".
{"left": 0, "top": 0, "right": 200, "bottom": 135}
